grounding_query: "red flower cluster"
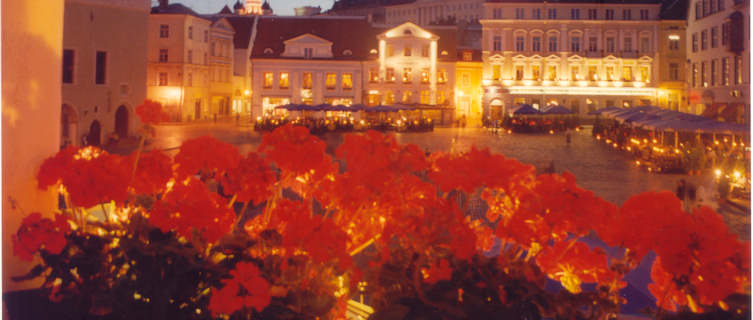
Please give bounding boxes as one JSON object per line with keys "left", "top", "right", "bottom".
{"left": 38, "top": 147, "right": 132, "bottom": 208}
{"left": 424, "top": 259, "right": 453, "bottom": 284}
{"left": 149, "top": 177, "right": 234, "bottom": 243}
{"left": 221, "top": 153, "right": 275, "bottom": 205}
{"left": 174, "top": 136, "right": 241, "bottom": 179}
{"left": 135, "top": 100, "right": 169, "bottom": 125}
{"left": 12, "top": 213, "right": 70, "bottom": 261}
{"left": 209, "top": 262, "right": 271, "bottom": 317}
{"left": 37, "top": 146, "right": 78, "bottom": 190}
{"left": 258, "top": 124, "right": 332, "bottom": 176}
{"left": 535, "top": 241, "right": 612, "bottom": 294}
{"left": 430, "top": 147, "right": 535, "bottom": 194}
{"left": 131, "top": 150, "right": 173, "bottom": 195}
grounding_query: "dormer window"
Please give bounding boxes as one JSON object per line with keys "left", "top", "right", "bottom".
{"left": 343, "top": 49, "right": 353, "bottom": 56}
{"left": 404, "top": 29, "right": 413, "bottom": 35}
{"left": 304, "top": 48, "right": 313, "bottom": 59}
{"left": 441, "top": 50, "right": 449, "bottom": 56}
{"left": 264, "top": 48, "right": 274, "bottom": 54}
{"left": 370, "top": 49, "right": 378, "bottom": 54}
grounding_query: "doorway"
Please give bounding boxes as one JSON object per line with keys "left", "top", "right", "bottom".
{"left": 115, "top": 105, "right": 128, "bottom": 138}
{"left": 87, "top": 120, "right": 101, "bottom": 146}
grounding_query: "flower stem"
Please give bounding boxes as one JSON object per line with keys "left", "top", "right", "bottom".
{"left": 128, "top": 132, "right": 147, "bottom": 191}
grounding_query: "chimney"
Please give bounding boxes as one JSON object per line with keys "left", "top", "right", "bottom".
{"left": 159, "top": 0, "right": 168, "bottom": 10}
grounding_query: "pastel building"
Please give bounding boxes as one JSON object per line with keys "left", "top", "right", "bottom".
{"left": 61, "top": 0, "right": 150, "bottom": 147}
{"left": 479, "top": 0, "right": 687, "bottom": 118}
{"left": 147, "top": 2, "right": 236, "bottom": 121}
{"left": 686, "top": 0, "right": 749, "bottom": 122}
{"left": 385, "top": 0, "right": 485, "bottom": 25}
{"left": 249, "top": 17, "right": 457, "bottom": 122}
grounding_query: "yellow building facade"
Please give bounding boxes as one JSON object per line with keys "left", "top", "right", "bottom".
{"left": 480, "top": 0, "right": 686, "bottom": 118}
{"left": 455, "top": 50, "right": 484, "bottom": 126}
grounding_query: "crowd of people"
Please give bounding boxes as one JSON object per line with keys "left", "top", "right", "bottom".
{"left": 254, "top": 116, "right": 434, "bottom": 133}
{"left": 483, "top": 115, "right": 580, "bottom": 134}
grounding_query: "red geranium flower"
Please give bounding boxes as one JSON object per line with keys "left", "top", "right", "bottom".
{"left": 535, "top": 241, "right": 611, "bottom": 294}
{"left": 149, "top": 177, "right": 234, "bottom": 243}
{"left": 221, "top": 152, "right": 276, "bottom": 205}
{"left": 37, "top": 146, "right": 78, "bottom": 190}
{"left": 131, "top": 149, "right": 173, "bottom": 195}
{"left": 135, "top": 100, "right": 169, "bottom": 125}
{"left": 258, "top": 124, "right": 331, "bottom": 176}
{"left": 12, "top": 212, "right": 70, "bottom": 261}
{"left": 174, "top": 136, "right": 241, "bottom": 179}
{"left": 55, "top": 147, "right": 132, "bottom": 208}
{"left": 209, "top": 262, "right": 271, "bottom": 317}
{"left": 424, "top": 259, "right": 453, "bottom": 284}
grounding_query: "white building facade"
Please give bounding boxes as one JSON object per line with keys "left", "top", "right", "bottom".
{"left": 687, "top": 0, "right": 749, "bottom": 122}
{"left": 480, "top": 0, "right": 683, "bottom": 118}
{"left": 249, "top": 17, "right": 457, "bottom": 118}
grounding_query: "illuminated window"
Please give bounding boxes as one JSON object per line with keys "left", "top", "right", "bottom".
{"left": 402, "top": 91, "right": 412, "bottom": 103}
{"left": 462, "top": 72, "right": 471, "bottom": 86}
{"left": 264, "top": 72, "right": 273, "bottom": 88}
{"left": 302, "top": 72, "right": 312, "bottom": 89}
{"left": 159, "top": 72, "right": 167, "bottom": 86}
{"left": 606, "top": 66, "right": 615, "bottom": 80}
{"left": 421, "top": 69, "right": 430, "bottom": 83}
{"left": 159, "top": 49, "right": 168, "bottom": 62}
{"left": 547, "top": 65, "right": 557, "bottom": 80}
{"left": 711, "top": 59, "right": 717, "bottom": 86}
{"left": 515, "top": 65, "right": 524, "bottom": 80}
{"left": 692, "top": 63, "right": 698, "bottom": 87}
{"left": 386, "top": 68, "right": 395, "bottom": 82}
{"left": 623, "top": 66, "right": 633, "bottom": 81}
{"left": 326, "top": 73, "right": 337, "bottom": 90}
{"left": 369, "top": 68, "right": 379, "bottom": 83}
{"left": 420, "top": 90, "right": 430, "bottom": 104}
{"left": 402, "top": 68, "right": 412, "bottom": 83}
{"left": 721, "top": 58, "right": 729, "bottom": 85}
{"left": 437, "top": 91, "right": 446, "bottom": 104}
{"left": 387, "top": 45, "right": 394, "bottom": 56}
{"left": 492, "top": 65, "right": 501, "bottom": 80}
{"left": 438, "top": 69, "right": 447, "bottom": 83}
{"left": 342, "top": 73, "right": 353, "bottom": 90}
{"left": 588, "top": 66, "right": 597, "bottom": 80}
{"left": 404, "top": 45, "right": 412, "bottom": 56}
{"left": 279, "top": 72, "right": 289, "bottom": 89}
{"left": 570, "top": 66, "right": 579, "bottom": 80}
{"left": 160, "top": 24, "right": 169, "bottom": 38}
{"left": 532, "top": 65, "right": 540, "bottom": 80}
{"left": 385, "top": 91, "right": 395, "bottom": 104}
{"left": 640, "top": 66, "right": 650, "bottom": 82}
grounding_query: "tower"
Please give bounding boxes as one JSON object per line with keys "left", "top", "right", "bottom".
{"left": 245, "top": 0, "right": 262, "bottom": 15}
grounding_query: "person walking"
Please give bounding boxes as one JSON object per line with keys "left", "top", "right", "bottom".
{"left": 675, "top": 179, "right": 687, "bottom": 208}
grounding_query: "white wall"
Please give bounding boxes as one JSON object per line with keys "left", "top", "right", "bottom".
{"left": 2, "top": 0, "right": 64, "bottom": 292}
